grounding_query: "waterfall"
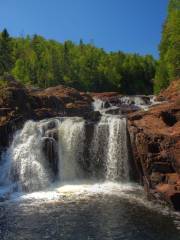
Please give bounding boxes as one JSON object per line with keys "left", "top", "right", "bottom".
{"left": 58, "top": 117, "right": 85, "bottom": 181}
{"left": 0, "top": 121, "right": 53, "bottom": 192}
{"left": 0, "top": 104, "right": 130, "bottom": 195}
{"left": 89, "top": 115, "right": 109, "bottom": 178}
{"left": 106, "top": 116, "right": 129, "bottom": 181}
{"left": 0, "top": 118, "right": 86, "bottom": 192}
{"left": 90, "top": 115, "right": 129, "bottom": 181}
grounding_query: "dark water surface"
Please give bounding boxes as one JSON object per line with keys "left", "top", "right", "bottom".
{"left": 0, "top": 183, "right": 180, "bottom": 240}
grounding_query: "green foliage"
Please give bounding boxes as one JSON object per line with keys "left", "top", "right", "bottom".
{"left": 154, "top": 0, "right": 180, "bottom": 93}
{"left": 0, "top": 29, "right": 156, "bottom": 94}
{"left": 0, "top": 28, "right": 14, "bottom": 75}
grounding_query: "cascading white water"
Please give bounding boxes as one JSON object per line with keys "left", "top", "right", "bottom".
{"left": 0, "top": 118, "right": 86, "bottom": 193}
{"left": 90, "top": 114, "right": 129, "bottom": 181}
{"left": 58, "top": 117, "right": 85, "bottom": 181}
{"left": 0, "top": 121, "right": 53, "bottom": 192}
{"left": 119, "top": 95, "right": 161, "bottom": 111}
{"left": 92, "top": 98, "right": 105, "bottom": 112}
{"left": 120, "top": 96, "right": 148, "bottom": 106}
{"left": 106, "top": 116, "right": 129, "bottom": 181}
{"left": 0, "top": 100, "right": 130, "bottom": 196}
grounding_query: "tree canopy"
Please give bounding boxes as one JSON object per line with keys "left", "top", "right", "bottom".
{"left": 0, "top": 29, "right": 156, "bottom": 94}
{"left": 1, "top": 0, "right": 180, "bottom": 94}
{"left": 154, "top": 0, "right": 180, "bottom": 93}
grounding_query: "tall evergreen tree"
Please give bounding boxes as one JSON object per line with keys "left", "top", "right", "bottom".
{"left": 154, "top": 0, "right": 180, "bottom": 93}
{"left": 0, "top": 28, "right": 13, "bottom": 75}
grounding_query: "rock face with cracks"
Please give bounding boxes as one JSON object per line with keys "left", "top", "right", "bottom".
{"left": 128, "top": 80, "right": 180, "bottom": 211}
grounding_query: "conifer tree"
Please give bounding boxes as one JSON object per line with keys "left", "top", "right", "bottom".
{"left": 154, "top": 0, "right": 180, "bottom": 93}
{"left": 0, "top": 28, "right": 13, "bottom": 75}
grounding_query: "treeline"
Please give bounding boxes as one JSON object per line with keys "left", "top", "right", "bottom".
{"left": 0, "top": 0, "right": 179, "bottom": 94}
{"left": 0, "top": 30, "right": 156, "bottom": 94}
{"left": 154, "top": 0, "right": 180, "bottom": 93}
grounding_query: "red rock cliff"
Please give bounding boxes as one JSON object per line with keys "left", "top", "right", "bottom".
{"left": 128, "top": 80, "right": 180, "bottom": 210}
{"left": 0, "top": 80, "right": 92, "bottom": 147}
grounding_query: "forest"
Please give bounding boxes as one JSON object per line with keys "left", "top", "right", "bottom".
{"left": 0, "top": 0, "right": 179, "bottom": 94}
{"left": 154, "top": 0, "right": 180, "bottom": 93}
{"left": 0, "top": 31, "right": 156, "bottom": 94}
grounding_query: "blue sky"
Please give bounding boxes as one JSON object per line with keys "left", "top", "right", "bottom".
{"left": 0, "top": 0, "right": 169, "bottom": 58}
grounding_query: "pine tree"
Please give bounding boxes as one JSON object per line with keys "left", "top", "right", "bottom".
{"left": 0, "top": 28, "right": 13, "bottom": 75}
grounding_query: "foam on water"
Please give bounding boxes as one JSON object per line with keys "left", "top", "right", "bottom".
{"left": 11, "top": 182, "right": 143, "bottom": 206}
{"left": 6, "top": 181, "right": 178, "bottom": 219}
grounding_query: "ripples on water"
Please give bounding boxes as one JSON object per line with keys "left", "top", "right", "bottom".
{"left": 0, "top": 182, "right": 180, "bottom": 240}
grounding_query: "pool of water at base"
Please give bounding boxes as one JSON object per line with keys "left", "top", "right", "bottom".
{"left": 0, "top": 182, "right": 180, "bottom": 240}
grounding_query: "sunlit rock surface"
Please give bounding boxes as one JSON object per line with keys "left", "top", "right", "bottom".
{"left": 128, "top": 80, "right": 180, "bottom": 210}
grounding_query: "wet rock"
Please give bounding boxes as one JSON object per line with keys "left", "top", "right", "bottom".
{"left": 105, "top": 108, "right": 122, "bottom": 115}
{"left": 171, "top": 193, "right": 180, "bottom": 211}
{"left": 120, "top": 105, "right": 140, "bottom": 114}
{"left": 45, "top": 129, "right": 59, "bottom": 141}
{"left": 42, "top": 137, "right": 59, "bottom": 176}
{"left": 141, "top": 96, "right": 151, "bottom": 105}
{"left": 85, "top": 111, "right": 101, "bottom": 122}
{"left": 104, "top": 101, "right": 111, "bottom": 108}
